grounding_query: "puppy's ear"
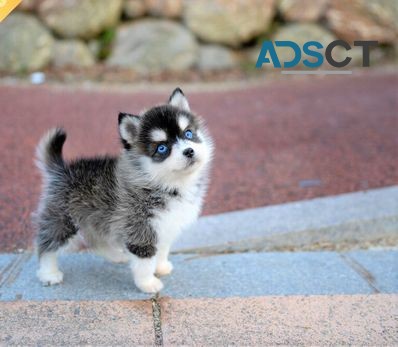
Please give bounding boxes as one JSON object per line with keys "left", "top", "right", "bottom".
{"left": 169, "top": 87, "right": 190, "bottom": 112}
{"left": 118, "top": 112, "right": 140, "bottom": 150}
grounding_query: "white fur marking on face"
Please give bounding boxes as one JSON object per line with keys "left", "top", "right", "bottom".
{"left": 151, "top": 129, "right": 167, "bottom": 142}
{"left": 178, "top": 116, "right": 189, "bottom": 131}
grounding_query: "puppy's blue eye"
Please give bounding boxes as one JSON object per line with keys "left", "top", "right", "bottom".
{"left": 184, "top": 130, "right": 193, "bottom": 139}
{"left": 157, "top": 144, "right": 168, "bottom": 154}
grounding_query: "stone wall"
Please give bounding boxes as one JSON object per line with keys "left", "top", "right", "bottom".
{"left": 0, "top": 0, "right": 396, "bottom": 73}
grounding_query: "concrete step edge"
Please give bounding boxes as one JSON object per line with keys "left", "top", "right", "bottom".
{"left": 173, "top": 185, "right": 398, "bottom": 253}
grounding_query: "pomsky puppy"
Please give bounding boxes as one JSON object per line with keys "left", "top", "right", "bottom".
{"left": 32, "top": 88, "right": 214, "bottom": 293}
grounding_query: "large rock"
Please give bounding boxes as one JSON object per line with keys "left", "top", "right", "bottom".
{"left": 197, "top": 45, "right": 237, "bottom": 71}
{"left": 270, "top": 23, "right": 368, "bottom": 68}
{"left": 123, "top": 0, "right": 146, "bottom": 18}
{"left": 0, "top": 13, "right": 54, "bottom": 72}
{"left": 52, "top": 40, "right": 95, "bottom": 68}
{"left": 326, "top": 0, "right": 398, "bottom": 43}
{"left": 107, "top": 19, "right": 198, "bottom": 72}
{"left": 145, "top": 0, "right": 183, "bottom": 18}
{"left": 124, "top": 0, "right": 183, "bottom": 19}
{"left": 17, "top": 0, "right": 38, "bottom": 11}
{"left": 38, "top": 0, "right": 123, "bottom": 39}
{"left": 272, "top": 23, "right": 337, "bottom": 67}
{"left": 88, "top": 39, "right": 101, "bottom": 58}
{"left": 278, "top": 0, "right": 329, "bottom": 22}
{"left": 184, "top": 0, "right": 276, "bottom": 47}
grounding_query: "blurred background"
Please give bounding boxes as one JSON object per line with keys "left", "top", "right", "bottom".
{"left": 1, "top": 3, "right": 397, "bottom": 343}
{"left": 0, "top": 0, "right": 397, "bottom": 252}
{"left": 0, "top": 0, "right": 397, "bottom": 82}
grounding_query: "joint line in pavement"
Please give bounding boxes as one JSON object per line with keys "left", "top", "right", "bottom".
{"left": 151, "top": 293, "right": 163, "bottom": 346}
{"left": 340, "top": 253, "right": 380, "bottom": 293}
{"left": 0, "top": 253, "right": 31, "bottom": 288}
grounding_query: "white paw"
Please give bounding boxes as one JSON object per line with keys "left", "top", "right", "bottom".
{"left": 135, "top": 276, "right": 164, "bottom": 293}
{"left": 156, "top": 260, "right": 173, "bottom": 276}
{"left": 37, "top": 269, "right": 64, "bottom": 286}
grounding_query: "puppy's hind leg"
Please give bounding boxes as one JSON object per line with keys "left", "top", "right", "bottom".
{"left": 94, "top": 244, "right": 130, "bottom": 264}
{"left": 35, "top": 211, "right": 78, "bottom": 286}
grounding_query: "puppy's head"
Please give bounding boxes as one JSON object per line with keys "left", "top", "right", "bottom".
{"left": 119, "top": 88, "right": 213, "bottom": 187}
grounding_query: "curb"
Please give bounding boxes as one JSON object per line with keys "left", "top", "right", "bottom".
{"left": 173, "top": 186, "right": 398, "bottom": 253}
{"left": 2, "top": 295, "right": 397, "bottom": 346}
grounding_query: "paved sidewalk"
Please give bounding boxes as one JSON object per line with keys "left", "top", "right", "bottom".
{"left": 0, "top": 250, "right": 397, "bottom": 345}
{"left": 160, "top": 294, "right": 397, "bottom": 346}
{"left": 1, "top": 301, "right": 154, "bottom": 346}
{"left": 1, "top": 71, "right": 397, "bottom": 344}
{"left": 1, "top": 250, "right": 397, "bottom": 301}
{"left": 1, "top": 295, "right": 397, "bottom": 346}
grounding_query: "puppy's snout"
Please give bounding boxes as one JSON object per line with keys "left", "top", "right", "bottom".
{"left": 183, "top": 148, "right": 194, "bottom": 158}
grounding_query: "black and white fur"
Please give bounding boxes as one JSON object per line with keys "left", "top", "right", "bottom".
{"left": 32, "top": 88, "right": 213, "bottom": 293}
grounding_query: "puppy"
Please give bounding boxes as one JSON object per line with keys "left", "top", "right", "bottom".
{"left": 32, "top": 88, "right": 213, "bottom": 293}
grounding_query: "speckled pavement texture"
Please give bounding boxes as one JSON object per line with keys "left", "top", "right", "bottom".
{"left": 0, "top": 301, "right": 154, "bottom": 346}
{"left": 1, "top": 295, "right": 397, "bottom": 346}
{"left": 160, "top": 294, "right": 398, "bottom": 346}
{"left": 1, "top": 72, "right": 398, "bottom": 251}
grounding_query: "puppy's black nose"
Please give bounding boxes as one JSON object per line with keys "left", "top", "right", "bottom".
{"left": 183, "top": 148, "right": 194, "bottom": 158}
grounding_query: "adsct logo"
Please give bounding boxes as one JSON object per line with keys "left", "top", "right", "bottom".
{"left": 256, "top": 40, "right": 378, "bottom": 75}
{"left": 0, "top": 0, "right": 21, "bottom": 22}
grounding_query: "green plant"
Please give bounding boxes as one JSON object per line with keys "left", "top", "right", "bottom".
{"left": 98, "top": 27, "right": 116, "bottom": 60}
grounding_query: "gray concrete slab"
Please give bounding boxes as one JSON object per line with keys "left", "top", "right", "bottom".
{"left": 0, "top": 253, "right": 16, "bottom": 270}
{"left": 0, "top": 253, "right": 150, "bottom": 301}
{"left": 347, "top": 250, "right": 398, "bottom": 293}
{"left": 0, "top": 253, "right": 29, "bottom": 289}
{"left": 173, "top": 186, "right": 398, "bottom": 253}
{"left": 2, "top": 251, "right": 396, "bottom": 301}
{"left": 161, "top": 252, "right": 374, "bottom": 298}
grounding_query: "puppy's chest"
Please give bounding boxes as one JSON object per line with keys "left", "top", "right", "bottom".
{"left": 151, "top": 192, "right": 202, "bottom": 236}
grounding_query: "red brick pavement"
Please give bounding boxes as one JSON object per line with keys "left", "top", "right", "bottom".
{"left": 0, "top": 72, "right": 397, "bottom": 251}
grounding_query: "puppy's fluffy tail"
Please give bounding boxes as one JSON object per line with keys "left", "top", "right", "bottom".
{"left": 35, "top": 127, "right": 66, "bottom": 172}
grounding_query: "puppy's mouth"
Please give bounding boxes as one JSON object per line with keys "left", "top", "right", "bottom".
{"left": 186, "top": 158, "right": 196, "bottom": 167}
{"left": 182, "top": 157, "right": 200, "bottom": 172}
{"left": 171, "top": 157, "right": 201, "bottom": 174}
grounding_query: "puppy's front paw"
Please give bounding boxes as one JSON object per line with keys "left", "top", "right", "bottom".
{"left": 156, "top": 260, "right": 173, "bottom": 276}
{"left": 37, "top": 269, "right": 64, "bottom": 286}
{"left": 135, "top": 276, "right": 164, "bottom": 293}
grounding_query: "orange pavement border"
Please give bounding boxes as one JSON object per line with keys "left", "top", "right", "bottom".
{"left": 0, "top": 300, "right": 155, "bottom": 346}
{"left": 1, "top": 295, "right": 396, "bottom": 345}
{"left": 161, "top": 294, "right": 398, "bottom": 346}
